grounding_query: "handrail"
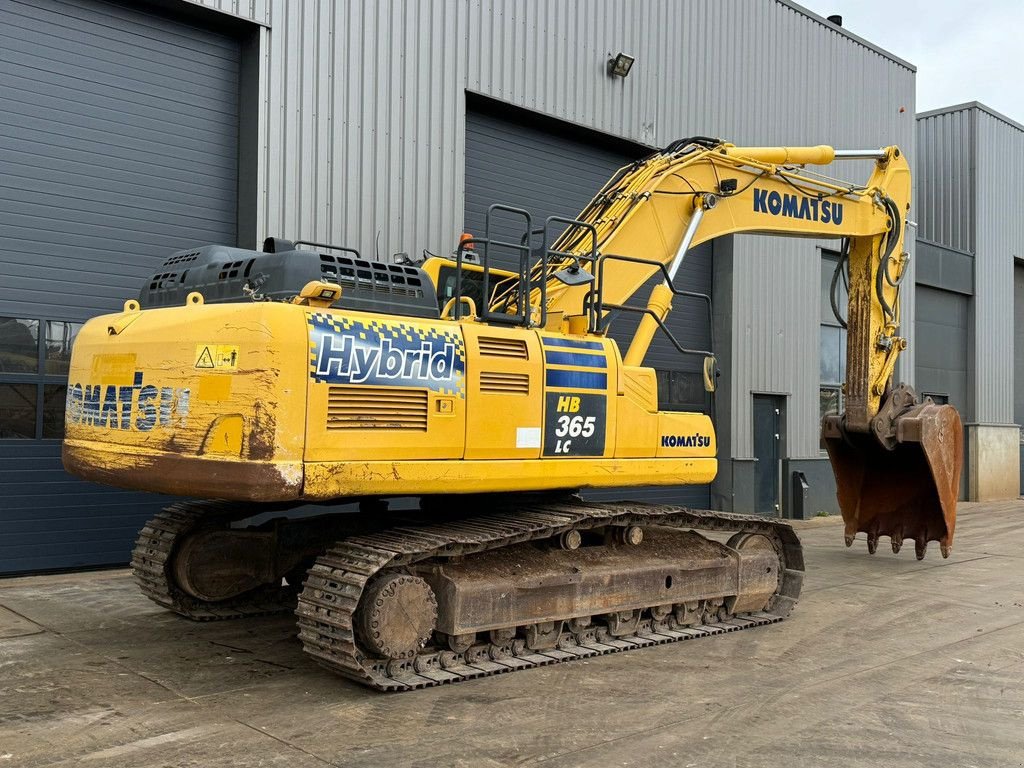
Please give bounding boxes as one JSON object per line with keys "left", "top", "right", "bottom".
{"left": 586, "top": 252, "right": 715, "bottom": 359}
{"left": 538, "top": 216, "right": 598, "bottom": 329}
{"left": 598, "top": 303, "right": 713, "bottom": 360}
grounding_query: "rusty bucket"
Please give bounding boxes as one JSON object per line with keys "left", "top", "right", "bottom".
{"left": 822, "top": 397, "right": 963, "bottom": 560}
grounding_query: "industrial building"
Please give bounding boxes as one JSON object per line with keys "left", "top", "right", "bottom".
{"left": 915, "top": 103, "right": 1024, "bottom": 501}
{"left": 0, "top": 0, "right": 1018, "bottom": 574}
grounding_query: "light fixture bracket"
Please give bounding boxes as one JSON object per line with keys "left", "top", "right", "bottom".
{"left": 608, "top": 52, "right": 635, "bottom": 78}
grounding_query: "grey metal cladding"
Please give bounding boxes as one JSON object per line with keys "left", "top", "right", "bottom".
{"left": 189, "top": 0, "right": 915, "bottom": 264}
{"left": 917, "top": 104, "right": 1023, "bottom": 425}
{"left": 1015, "top": 264, "right": 1024, "bottom": 429}
{"left": 0, "top": 442, "right": 172, "bottom": 574}
{"left": 915, "top": 241, "right": 973, "bottom": 296}
{"left": 916, "top": 108, "right": 974, "bottom": 254}
{"left": 1018, "top": 264, "right": 1024, "bottom": 491}
{"left": 0, "top": 0, "right": 240, "bottom": 322}
{"left": 973, "top": 108, "right": 1024, "bottom": 424}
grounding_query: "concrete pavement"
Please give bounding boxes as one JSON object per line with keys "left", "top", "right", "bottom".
{"left": 2, "top": 500, "right": 1023, "bottom": 767}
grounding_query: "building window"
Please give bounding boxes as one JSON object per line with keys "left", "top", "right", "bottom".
{"left": 921, "top": 392, "right": 949, "bottom": 405}
{"left": 820, "top": 252, "right": 847, "bottom": 449}
{"left": 0, "top": 317, "right": 81, "bottom": 440}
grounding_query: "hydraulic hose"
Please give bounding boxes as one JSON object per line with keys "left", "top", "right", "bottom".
{"left": 874, "top": 196, "right": 903, "bottom": 324}
{"left": 829, "top": 238, "right": 849, "bottom": 329}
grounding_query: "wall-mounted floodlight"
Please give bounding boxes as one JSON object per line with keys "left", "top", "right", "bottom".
{"left": 608, "top": 52, "right": 635, "bottom": 78}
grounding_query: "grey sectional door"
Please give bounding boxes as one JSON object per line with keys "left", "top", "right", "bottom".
{"left": 914, "top": 284, "right": 970, "bottom": 500}
{"left": 464, "top": 100, "right": 713, "bottom": 507}
{"left": 914, "top": 286, "right": 969, "bottom": 411}
{"left": 0, "top": 0, "right": 241, "bottom": 573}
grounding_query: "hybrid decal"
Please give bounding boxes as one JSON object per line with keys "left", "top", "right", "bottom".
{"left": 66, "top": 372, "right": 191, "bottom": 431}
{"left": 661, "top": 434, "right": 712, "bottom": 448}
{"left": 752, "top": 188, "right": 844, "bottom": 225}
{"left": 307, "top": 313, "right": 466, "bottom": 397}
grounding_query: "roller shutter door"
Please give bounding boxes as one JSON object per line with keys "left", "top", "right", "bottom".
{"left": 914, "top": 284, "right": 969, "bottom": 499}
{"left": 914, "top": 286, "right": 969, "bottom": 412}
{"left": 0, "top": 0, "right": 241, "bottom": 573}
{"left": 465, "top": 102, "right": 713, "bottom": 507}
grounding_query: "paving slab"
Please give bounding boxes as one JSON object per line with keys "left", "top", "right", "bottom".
{"left": 1, "top": 500, "right": 1022, "bottom": 767}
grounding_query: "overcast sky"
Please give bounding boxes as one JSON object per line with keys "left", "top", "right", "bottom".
{"left": 798, "top": 0, "right": 1023, "bottom": 123}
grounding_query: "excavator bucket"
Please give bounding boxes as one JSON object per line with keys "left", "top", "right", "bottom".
{"left": 822, "top": 400, "right": 963, "bottom": 560}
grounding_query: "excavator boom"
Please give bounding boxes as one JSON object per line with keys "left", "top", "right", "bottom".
{"left": 492, "top": 138, "right": 962, "bottom": 557}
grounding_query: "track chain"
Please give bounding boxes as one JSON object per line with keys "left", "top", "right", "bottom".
{"left": 131, "top": 501, "right": 294, "bottom": 620}
{"left": 295, "top": 501, "right": 804, "bottom": 691}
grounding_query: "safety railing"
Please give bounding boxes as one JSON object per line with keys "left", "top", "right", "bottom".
{"left": 585, "top": 252, "right": 715, "bottom": 361}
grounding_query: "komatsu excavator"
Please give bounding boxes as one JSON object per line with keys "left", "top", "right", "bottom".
{"left": 63, "top": 138, "right": 962, "bottom": 691}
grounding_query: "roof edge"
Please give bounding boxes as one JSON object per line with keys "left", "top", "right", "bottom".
{"left": 776, "top": 1, "right": 916, "bottom": 72}
{"left": 917, "top": 101, "right": 1024, "bottom": 133}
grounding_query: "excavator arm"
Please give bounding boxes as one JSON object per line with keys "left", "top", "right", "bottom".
{"left": 495, "top": 138, "right": 962, "bottom": 558}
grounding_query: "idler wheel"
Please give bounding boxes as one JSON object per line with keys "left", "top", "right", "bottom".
{"left": 356, "top": 574, "right": 438, "bottom": 660}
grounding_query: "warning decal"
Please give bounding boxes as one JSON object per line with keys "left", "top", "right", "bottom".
{"left": 195, "top": 344, "right": 239, "bottom": 371}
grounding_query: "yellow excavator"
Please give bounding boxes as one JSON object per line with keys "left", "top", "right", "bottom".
{"left": 63, "top": 138, "right": 962, "bottom": 691}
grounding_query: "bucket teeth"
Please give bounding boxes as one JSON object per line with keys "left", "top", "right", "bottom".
{"left": 915, "top": 538, "right": 928, "bottom": 561}
{"left": 940, "top": 542, "right": 952, "bottom": 559}
{"left": 823, "top": 398, "right": 962, "bottom": 561}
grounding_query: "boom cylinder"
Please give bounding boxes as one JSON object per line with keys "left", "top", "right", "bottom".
{"left": 623, "top": 200, "right": 707, "bottom": 366}
{"left": 724, "top": 145, "right": 835, "bottom": 165}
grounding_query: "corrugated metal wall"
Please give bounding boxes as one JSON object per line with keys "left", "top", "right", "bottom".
{"left": 917, "top": 104, "right": 1024, "bottom": 425}
{"left": 1015, "top": 263, "right": 1024, "bottom": 490}
{"left": 729, "top": 238, "right": 820, "bottom": 457}
{"left": 916, "top": 108, "right": 974, "bottom": 254}
{"left": 185, "top": 0, "right": 916, "bottom": 461}
{"left": 974, "top": 108, "right": 1024, "bottom": 423}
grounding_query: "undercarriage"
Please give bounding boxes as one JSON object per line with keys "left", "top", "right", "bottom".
{"left": 131, "top": 498, "right": 804, "bottom": 691}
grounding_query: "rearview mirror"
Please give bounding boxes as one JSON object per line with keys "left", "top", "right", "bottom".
{"left": 552, "top": 258, "right": 595, "bottom": 287}
{"left": 703, "top": 355, "right": 717, "bottom": 393}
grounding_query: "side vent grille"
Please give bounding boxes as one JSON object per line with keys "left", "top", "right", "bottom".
{"left": 478, "top": 336, "right": 529, "bottom": 359}
{"left": 479, "top": 371, "right": 530, "bottom": 395}
{"left": 318, "top": 254, "right": 425, "bottom": 298}
{"left": 326, "top": 386, "right": 428, "bottom": 430}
